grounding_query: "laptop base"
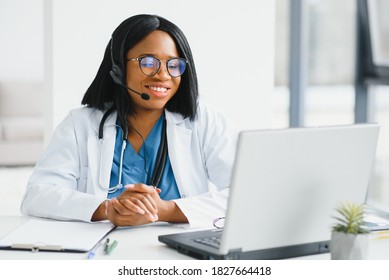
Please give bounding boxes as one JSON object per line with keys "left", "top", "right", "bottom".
{"left": 159, "top": 230, "right": 330, "bottom": 260}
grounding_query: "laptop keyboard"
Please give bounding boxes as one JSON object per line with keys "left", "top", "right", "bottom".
{"left": 194, "top": 236, "right": 221, "bottom": 249}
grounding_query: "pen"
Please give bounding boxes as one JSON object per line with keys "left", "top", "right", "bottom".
{"left": 104, "top": 238, "right": 110, "bottom": 254}
{"left": 106, "top": 240, "right": 118, "bottom": 255}
{"left": 87, "top": 239, "right": 104, "bottom": 259}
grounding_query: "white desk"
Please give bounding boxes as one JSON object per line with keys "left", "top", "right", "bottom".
{"left": 0, "top": 216, "right": 388, "bottom": 260}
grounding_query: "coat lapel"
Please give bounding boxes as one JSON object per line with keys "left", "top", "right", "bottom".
{"left": 165, "top": 110, "right": 194, "bottom": 197}
{"left": 88, "top": 110, "right": 117, "bottom": 197}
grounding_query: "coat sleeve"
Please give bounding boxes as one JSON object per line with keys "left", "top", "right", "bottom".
{"left": 173, "top": 102, "right": 238, "bottom": 228}
{"left": 20, "top": 110, "right": 104, "bottom": 222}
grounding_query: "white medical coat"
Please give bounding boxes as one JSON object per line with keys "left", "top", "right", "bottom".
{"left": 20, "top": 100, "right": 238, "bottom": 228}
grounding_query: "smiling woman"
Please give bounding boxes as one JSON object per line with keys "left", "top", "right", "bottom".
{"left": 20, "top": 14, "right": 238, "bottom": 229}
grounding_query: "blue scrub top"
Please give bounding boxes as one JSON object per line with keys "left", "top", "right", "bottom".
{"left": 108, "top": 114, "right": 181, "bottom": 201}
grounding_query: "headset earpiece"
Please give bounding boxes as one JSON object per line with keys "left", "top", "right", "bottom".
{"left": 110, "top": 65, "right": 123, "bottom": 85}
{"left": 110, "top": 36, "right": 124, "bottom": 85}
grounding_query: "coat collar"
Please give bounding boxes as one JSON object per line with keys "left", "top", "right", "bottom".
{"left": 165, "top": 109, "right": 187, "bottom": 125}
{"left": 93, "top": 107, "right": 185, "bottom": 129}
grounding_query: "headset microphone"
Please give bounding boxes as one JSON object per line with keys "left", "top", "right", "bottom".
{"left": 109, "top": 70, "right": 150, "bottom": 100}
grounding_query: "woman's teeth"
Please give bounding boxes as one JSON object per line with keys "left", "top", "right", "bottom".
{"left": 148, "top": 86, "right": 167, "bottom": 92}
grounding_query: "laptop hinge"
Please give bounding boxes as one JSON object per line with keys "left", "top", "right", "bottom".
{"left": 225, "top": 248, "right": 242, "bottom": 260}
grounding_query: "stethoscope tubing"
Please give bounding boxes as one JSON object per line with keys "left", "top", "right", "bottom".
{"left": 98, "top": 110, "right": 167, "bottom": 194}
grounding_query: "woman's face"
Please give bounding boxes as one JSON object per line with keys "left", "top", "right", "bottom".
{"left": 125, "top": 30, "right": 182, "bottom": 112}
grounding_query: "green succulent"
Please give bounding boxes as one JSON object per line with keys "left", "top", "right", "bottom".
{"left": 332, "top": 202, "right": 369, "bottom": 234}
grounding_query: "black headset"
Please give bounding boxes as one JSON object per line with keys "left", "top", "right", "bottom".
{"left": 98, "top": 32, "right": 168, "bottom": 188}
{"left": 109, "top": 32, "right": 126, "bottom": 86}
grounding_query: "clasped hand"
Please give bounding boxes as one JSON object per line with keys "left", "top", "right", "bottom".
{"left": 105, "top": 183, "right": 163, "bottom": 226}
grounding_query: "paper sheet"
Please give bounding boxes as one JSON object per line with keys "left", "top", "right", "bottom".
{"left": 0, "top": 218, "right": 115, "bottom": 252}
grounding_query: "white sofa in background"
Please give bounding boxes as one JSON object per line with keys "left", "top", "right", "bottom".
{"left": 0, "top": 82, "right": 44, "bottom": 166}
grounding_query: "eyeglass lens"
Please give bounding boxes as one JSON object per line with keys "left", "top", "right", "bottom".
{"left": 139, "top": 56, "right": 187, "bottom": 77}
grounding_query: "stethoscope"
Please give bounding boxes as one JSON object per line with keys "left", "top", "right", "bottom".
{"left": 98, "top": 108, "right": 168, "bottom": 194}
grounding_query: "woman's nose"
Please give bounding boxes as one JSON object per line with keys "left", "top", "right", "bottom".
{"left": 154, "top": 62, "right": 171, "bottom": 80}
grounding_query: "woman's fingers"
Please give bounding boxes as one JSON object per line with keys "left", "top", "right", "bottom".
{"left": 106, "top": 200, "right": 149, "bottom": 226}
{"left": 116, "top": 198, "right": 145, "bottom": 215}
{"left": 111, "top": 197, "right": 158, "bottom": 222}
{"left": 104, "top": 183, "right": 161, "bottom": 226}
{"left": 139, "top": 193, "right": 158, "bottom": 212}
{"left": 120, "top": 186, "right": 159, "bottom": 213}
{"left": 122, "top": 192, "right": 157, "bottom": 215}
{"left": 125, "top": 183, "right": 160, "bottom": 196}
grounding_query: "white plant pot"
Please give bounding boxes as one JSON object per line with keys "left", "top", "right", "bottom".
{"left": 330, "top": 231, "right": 370, "bottom": 260}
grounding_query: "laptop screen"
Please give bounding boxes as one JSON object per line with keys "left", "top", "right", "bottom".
{"left": 219, "top": 124, "right": 379, "bottom": 254}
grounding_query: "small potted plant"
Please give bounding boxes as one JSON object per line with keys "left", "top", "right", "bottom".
{"left": 330, "top": 201, "right": 370, "bottom": 260}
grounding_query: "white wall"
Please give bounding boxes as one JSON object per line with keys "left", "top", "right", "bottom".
{"left": 45, "top": 0, "right": 275, "bottom": 134}
{"left": 0, "top": 0, "right": 274, "bottom": 139}
{"left": 0, "top": 0, "right": 43, "bottom": 82}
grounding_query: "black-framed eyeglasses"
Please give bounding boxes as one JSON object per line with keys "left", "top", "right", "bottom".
{"left": 213, "top": 217, "right": 225, "bottom": 229}
{"left": 127, "top": 56, "right": 188, "bottom": 77}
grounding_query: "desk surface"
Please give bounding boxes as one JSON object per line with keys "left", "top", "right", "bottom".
{"left": 0, "top": 216, "right": 194, "bottom": 260}
{"left": 0, "top": 216, "right": 388, "bottom": 260}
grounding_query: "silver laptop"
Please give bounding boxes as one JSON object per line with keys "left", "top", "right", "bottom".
{"left": 159, "top": 124, "right": 380, "bottom": 259}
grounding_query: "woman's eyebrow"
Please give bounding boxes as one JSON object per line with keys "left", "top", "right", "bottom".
{"left": 130, "top": 53, "right": 179, "bottom": 59}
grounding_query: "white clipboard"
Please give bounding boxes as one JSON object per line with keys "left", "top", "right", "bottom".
{"left": 0, "top": 218, "right": 116, "bottom": 253}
